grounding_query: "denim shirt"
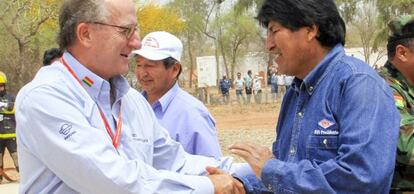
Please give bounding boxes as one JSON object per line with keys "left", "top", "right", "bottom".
{"left": 245, "top": 44, "right": 400, "bottom": 193}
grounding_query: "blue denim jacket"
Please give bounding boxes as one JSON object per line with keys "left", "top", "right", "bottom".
{"left": 241, "top": 44, "right": 400, "bottom": 193}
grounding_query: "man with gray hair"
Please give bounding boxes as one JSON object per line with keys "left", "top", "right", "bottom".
{"left": 15, "top": 0, "right": 245, "bottom": 193}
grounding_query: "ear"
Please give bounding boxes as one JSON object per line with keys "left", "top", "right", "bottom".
{"left": 76, "top": 23, "right": 94, "bottom": 48}
{"left": 395, "top": 45, "right": 409, "bottom": 62}
{"left": 307, "top": 24, "right": 319, "bottom": 41}
{"left": 172, "top": 63, "right": 181, "bottom": 79}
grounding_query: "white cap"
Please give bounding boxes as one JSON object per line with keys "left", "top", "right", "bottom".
{"left": 132, "top": 31, "right": 183, "bottom": 62}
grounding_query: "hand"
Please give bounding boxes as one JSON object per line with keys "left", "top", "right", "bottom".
{"left": 206, "top": 166, "right": 245, "bottom": 194}
{"left": 229, "top": 142, "right": 273, "bottom": 179}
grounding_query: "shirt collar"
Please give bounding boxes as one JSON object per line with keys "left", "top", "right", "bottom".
{"left": 298, "top": 44, "right": 345, "bottom": 95}
{"left": 143, "top": 82, "right": 179, "bottom": 113}
{"left": 62, "top": 52, "right": 130, "bottom": 102}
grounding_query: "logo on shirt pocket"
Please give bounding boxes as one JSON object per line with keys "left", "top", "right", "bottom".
{"left": 313, "top": 119, "right": 339, "bottom": 136}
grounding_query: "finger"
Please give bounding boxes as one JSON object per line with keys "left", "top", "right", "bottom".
{"left": 234, "top": 178, "right": 245, "bottom": 194}
{"left": 229, "top": 142, "right": 262, "bottom": 155}
{"left": 230, "top": 148, "right": 257, "bottom": 164}
{"left": 206, "top": 166, "right": 218, "bottom": 174}
{"left": 206, "top": 166, "right": 227, "bottom": 175}
{"left": 229, "top": 142, "right": 259, "bottom": 150}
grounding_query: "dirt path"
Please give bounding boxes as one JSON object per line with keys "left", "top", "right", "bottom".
{"left": 208, "top": 102, "right": 281, "bottom": 161}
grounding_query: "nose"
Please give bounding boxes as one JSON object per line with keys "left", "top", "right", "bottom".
{"left": 266, "top": 33, "right": 275, "bottom": 52}
{"left": 129, "top": 32, "right": 142, "bottom": 49}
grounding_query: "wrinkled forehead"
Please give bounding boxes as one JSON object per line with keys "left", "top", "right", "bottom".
{"left": 104, "top": 0, "right": 137, "bottom": 24}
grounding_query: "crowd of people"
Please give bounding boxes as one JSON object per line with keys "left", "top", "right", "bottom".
{"left": 0, "top": 0, "right": 412, "bottom": 193}
{"left": 219, "top": 70, "right": 294, "bottom": 105}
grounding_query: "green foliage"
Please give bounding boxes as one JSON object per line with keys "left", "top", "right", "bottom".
{"left": 0, "top": 0, "right": 61, "bottom": 92}
{"left": 214, "top": 9, "right": 260, "bottom": 80}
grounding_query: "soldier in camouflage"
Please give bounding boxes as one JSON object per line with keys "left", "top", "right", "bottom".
{"left": 379, "top": 15, "right": 414, "bottom": 191}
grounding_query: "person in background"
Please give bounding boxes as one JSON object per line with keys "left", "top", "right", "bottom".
{"left": 284, "top": 75, "right": 294, "bottom": 88}
{"left": 133, "top": 31, "right": 221, "bottom": 159}
{"left": 252, "top": 73, "right": 262, "bottom": 104}
{"left": 378, "top": 15, "right": 414, "bottom": 192}
{"left": 43, "top": 48, "right": 63, "bottom": 66}
{"left": 244, "top": 70, "right": 253, "bottom": 104}
{"left": 219, "top": 74, "right": 231, "bottom": 104}
{"left": 276, "top": 73, "right": 285, "bottom": 101}
{"left": 15, "top": 0, "right": 244, "bottom": 193}
{"left": 229, "top": 0, "right": 400, "bottom": 193}
{"left": 234, "top": 72, "right": 245, "bottom": 105}
{"left": 0, "top": 71, "right": 19, "bottom": 183}
{"left": 270, "top": 70, "right": 278, "bottom": 102}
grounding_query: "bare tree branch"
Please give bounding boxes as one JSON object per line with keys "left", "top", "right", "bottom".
{"left": 11, "top": 0, "right": 31, "bottom": 25}
{"left": 0, "top": 0, "right": 19, "bottom": 20}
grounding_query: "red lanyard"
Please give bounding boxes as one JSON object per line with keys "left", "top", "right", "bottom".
{"left": 60, "top": 58, "right": 122, "bottom": 149}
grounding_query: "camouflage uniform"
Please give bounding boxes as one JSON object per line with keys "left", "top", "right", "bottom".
{"left": 379, "top": 15, "right": 414, "bottom": 190}
{"left": 380, "top": 62, "right": 414, "bottom": 189}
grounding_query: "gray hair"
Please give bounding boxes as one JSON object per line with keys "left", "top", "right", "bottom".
{"left": 58, "top": 0, "right": 109, "bottom": 50}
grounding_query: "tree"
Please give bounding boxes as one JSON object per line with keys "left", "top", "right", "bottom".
{"left": 137, "top": 3, "right": 185, "bottom": 38}
{"left": 349, "top": 1, "right": 382, "bottom": 64}
{"left": 372, "top": 0, "right": 414, "bottom": 51}
{"left": 0, "top": 0, "right": 60, "bottom": 92}
{"left": 214, "top": 9, "right": 260, "bottom": 81}
{"left": 169, "top": 0, "right": 217, "bottom": 88}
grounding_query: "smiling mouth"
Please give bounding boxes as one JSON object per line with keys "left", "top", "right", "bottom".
{"left": 120, "top": 54, "right": 128, "bottom": 58}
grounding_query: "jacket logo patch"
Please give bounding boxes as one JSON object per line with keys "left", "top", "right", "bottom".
{"left": 318, "top": 119, "right": 334, "bottom": 129}
{"left": 59, "top": 124, "right": 77, "bottom": 140}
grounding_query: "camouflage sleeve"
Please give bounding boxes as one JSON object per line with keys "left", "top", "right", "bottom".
{"left": 390, "top": 86, "right": 414, "bottom": 165}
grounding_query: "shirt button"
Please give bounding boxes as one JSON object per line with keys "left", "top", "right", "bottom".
{"left": 267, "top": 184, "right": 272, "bottom": 190}
{"left": 290, "top": 148, "right": 296, "bottom": 155}
{"left": 323, "top": 139, "right": 328, "bottom": 145}
{"left": 297, "top": 112, "right": 303, "bottom": 117}
{"left": 309, "top": 86, "right": 314, "bottom": 92}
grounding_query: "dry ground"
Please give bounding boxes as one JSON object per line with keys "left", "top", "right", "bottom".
{"left": 208, "top": 102, "right": 281, "bottom": 161}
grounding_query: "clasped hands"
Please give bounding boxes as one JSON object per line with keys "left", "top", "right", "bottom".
{"left": 207, "top": 142, "right": 273, "bottom": 194}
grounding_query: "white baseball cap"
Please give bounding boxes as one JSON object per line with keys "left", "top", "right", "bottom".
{"left": 131, "top": 31, "right": 183, "bottom": 62}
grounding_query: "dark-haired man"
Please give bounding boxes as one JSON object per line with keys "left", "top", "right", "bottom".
{"left": 43, "top": 48, "right": 63, "bottom": 66}
{"left": 133, "top": 31, "right": 222, "bottom": 159}
{"left": 379, "top": 15, "right": 414, "bottom": 192}
{"left": 229, "top": 0, "right": 400, "bottom": 193}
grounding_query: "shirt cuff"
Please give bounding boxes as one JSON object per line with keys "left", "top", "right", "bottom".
{"left": 229, "top": 163, "right": 254, "bottom": 177}
{"left": 189, "top": 176, "right": 214, "bottom": 194}
{"left": 261, "top": 159, "right": 285, "bottom": 191}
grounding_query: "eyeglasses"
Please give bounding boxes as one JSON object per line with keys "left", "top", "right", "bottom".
{"left": 93, "top": 22, "right": 138, "bottom": 39}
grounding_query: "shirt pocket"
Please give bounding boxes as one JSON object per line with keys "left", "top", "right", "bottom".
{"left": 306, "top": 135, "right": 339, "bottom": 163}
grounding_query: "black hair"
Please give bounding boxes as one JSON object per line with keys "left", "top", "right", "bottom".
{"left": 387, "top": 20, "right": 414, "bottom": 59}
{"left": 43, "top": 48, "right": 63, "bottom": 66}
{"left": 162, "top": 57, "right": 181, "bottom": 79}
{"left": 256, "top": 0, "right": 346, "bottom": 47}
